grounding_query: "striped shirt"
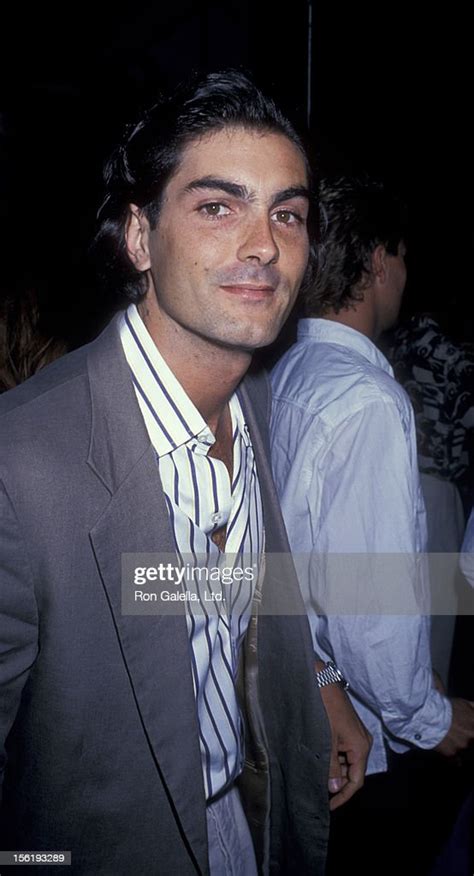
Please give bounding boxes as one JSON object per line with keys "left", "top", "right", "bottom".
{"left": 120, "top": 304, "right": 263, "bottom": 800}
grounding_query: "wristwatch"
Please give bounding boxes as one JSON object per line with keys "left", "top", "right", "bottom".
{"left": 315, "top": 661, "right": 349, "bottom": 691}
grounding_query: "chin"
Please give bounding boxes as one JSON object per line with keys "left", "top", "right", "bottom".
{"left": 210, "top": 328, "right": 277, "bottom": 353}
{"left": 237, "top": 326, "right": 281, "bottom": 350}
{"left": 208, "top": 318, "right": 283, "bottom": 352}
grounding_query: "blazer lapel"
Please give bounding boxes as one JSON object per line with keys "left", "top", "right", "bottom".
{"left": 86, "top": 317, "right": 208, "bottom": 874}
{"left": 238, "top": 370, "right": 301, "bottom": 615}
{"left": 237, "top": 369, "right": 290, "bottom": 556}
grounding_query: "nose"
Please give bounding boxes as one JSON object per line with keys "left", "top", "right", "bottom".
{"left": 237, "top": 213, "right": 279, "bottom": 265}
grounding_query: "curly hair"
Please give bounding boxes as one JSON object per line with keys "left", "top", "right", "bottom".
{"left": 91, "top": 69, "right": 315, "bottom": 303}
{"left": 304, "top": 175, "right": 407, "bottom": 317}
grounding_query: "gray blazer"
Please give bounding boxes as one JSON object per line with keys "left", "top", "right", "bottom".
{"left": 0, "top": 316, "right": 331, "bottom": 875}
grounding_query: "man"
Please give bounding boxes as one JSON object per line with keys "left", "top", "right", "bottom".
{"left": 388, "top": 313, "right": 473, "bottom": 684}
{"left": 0, "top": 74, "right": 369, "bottom": 875}
{"left": 271, "top": 175, "right": 474, "bottom": 875}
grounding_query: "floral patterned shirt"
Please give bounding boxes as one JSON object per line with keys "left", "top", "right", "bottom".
{"left": 389, "top": 315, "right": 474, "bottom": 493}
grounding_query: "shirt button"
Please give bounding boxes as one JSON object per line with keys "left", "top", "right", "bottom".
{"left": 211, "top": 513, "right": 221, "bottom": 524}
{"left": 414, "top": 733, "right": 422, "bottom": 741}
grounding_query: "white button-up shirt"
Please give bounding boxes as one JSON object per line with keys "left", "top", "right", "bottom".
{"left": 120, "top": 305, "right": 263, "bottom": 799}
{"left": 270, "top": 318, "right": 451, "bottom": 774}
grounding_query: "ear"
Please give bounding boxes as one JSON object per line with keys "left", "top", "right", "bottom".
{"left": 371, "top": 244, "right": 388, "bottom": 284}
{"left": 125, "top": 204, "right": 151, "bottom": 272}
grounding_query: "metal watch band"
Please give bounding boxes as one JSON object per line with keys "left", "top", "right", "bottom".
{"left": 315, "top": 661, "right": 350, "bottom": 691}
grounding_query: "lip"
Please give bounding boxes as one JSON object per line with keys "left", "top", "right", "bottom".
{"left": 220, "top": 284, "right": 275, "bottom": 300}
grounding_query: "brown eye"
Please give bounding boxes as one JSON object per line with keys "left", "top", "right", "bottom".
{"left": 199, "top": 203, "right": 230, "bottom": 217}
{"left": 273, "top": 209, "right": 301, "bottom": 225}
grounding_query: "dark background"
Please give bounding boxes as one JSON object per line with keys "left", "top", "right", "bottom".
{"left": 0, "top": 0, "right": 472, "bottom": 346}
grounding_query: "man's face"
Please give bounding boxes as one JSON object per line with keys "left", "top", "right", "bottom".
{"left": 131, "top": 126, "right": 310, "bottom": 352}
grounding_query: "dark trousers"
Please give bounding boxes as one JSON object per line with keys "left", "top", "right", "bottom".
{"left": 326, "top": 749, "right": 474, "bottom": 876}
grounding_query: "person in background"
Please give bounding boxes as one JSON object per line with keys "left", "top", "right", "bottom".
{"left": 0, "top": 289, "right": 67, "bottom": 392}
{"left": 388, "top": 313, "right": 474, "bottom": 688}
{"left": 270, "top": 174, "right": 474, "bottom": 876}
{"left": 389, "top": 311, "right": 474, "bottom": 511}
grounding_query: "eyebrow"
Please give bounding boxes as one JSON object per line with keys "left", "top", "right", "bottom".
{"left": 270, "top": 186, "right": 310, "bottom": 209}
{"left": 183, "top": 176, "right": 310, "bottom": 207}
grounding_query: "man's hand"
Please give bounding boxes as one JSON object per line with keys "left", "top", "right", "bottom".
{"left": 316, "top": 661, "right": 372, "bottom": 810}
{"left": 435, "top": 697, "right": 474, "bottom": 757}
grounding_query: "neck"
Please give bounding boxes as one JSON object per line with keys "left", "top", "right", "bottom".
{"left": 319, "top": 294, "right": 379, "bottom": 341}
{"left": 138, "top": 300, "right": 252, "bottom": 433}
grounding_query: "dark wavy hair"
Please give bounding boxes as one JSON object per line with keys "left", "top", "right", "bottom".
{"left": 92, "top": 69, "right": 315, "bottom": 303}
{"left": 305, "top": 175, "right": 407, "bottom": 317}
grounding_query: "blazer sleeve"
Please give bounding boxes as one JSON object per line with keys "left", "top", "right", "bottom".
{"left": 0, "top": 479, "right": 39, "bottom": 798}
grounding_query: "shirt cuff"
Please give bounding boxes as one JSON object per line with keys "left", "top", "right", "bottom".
{"left": 383, "top": 689, "right": 452, "bottom": 749}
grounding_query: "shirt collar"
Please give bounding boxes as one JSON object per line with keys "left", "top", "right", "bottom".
{"left": 119, "top": 304, "right": 214, "bottom": 456}
{"left": 297, "top": 318, "right": 394, "bottom": 377}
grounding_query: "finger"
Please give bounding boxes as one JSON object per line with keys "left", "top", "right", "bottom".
{"left": 338, "top": 763, "right": 349, "bottom": 780}
{"left": 329, "top": 748, "right": 367, "bottom": 809}
{"left": 345, "top": 755, "right": 366, "bottom": 791}
{"left": 328, "top": 742, "right": 348, "bottom": 795}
